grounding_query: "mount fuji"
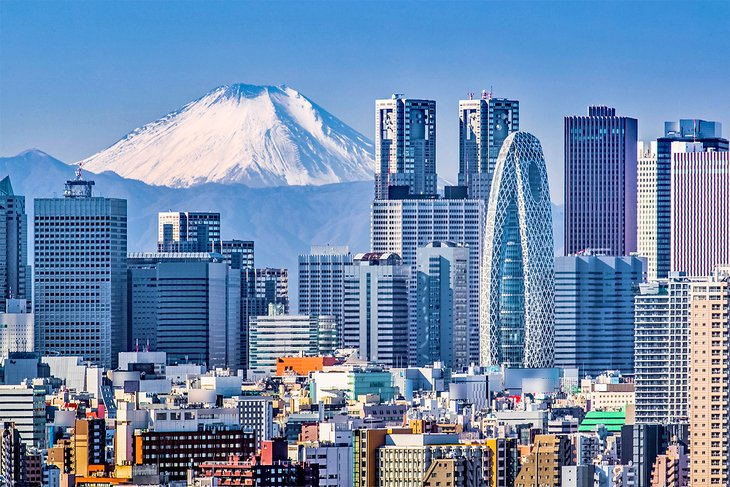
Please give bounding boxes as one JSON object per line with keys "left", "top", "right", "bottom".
{"left": 82, "top": 84, "right": 374, "bottom": 188}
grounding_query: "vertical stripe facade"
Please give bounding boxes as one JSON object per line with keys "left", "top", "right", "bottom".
{"left": 671, "top": 151, "right": 730, "bottom": 276}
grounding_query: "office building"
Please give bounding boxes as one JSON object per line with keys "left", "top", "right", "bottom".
{"left": 554, "top": 252, "right": 644, "bottom": 377}
{"left": 653, "top": 119, "right": 727, "bottom": 278}
{"left": 372, "top": 198, "right": 484, "bottom": 365}
{"left": 637, "top": 140, "right": 659, "bottom": 280}
{"left": 415, "top": 241, "right": 469, "bottom": 369}
{"left": 481, "top": 132, "right": 555, "bottom": 368}
{"left": 375, "top": 95, "right": 436, "bottom": 199}
{"left": 248, "top": 308, "right": 318, "bottom": 377}
{"left": 634, "top": 274, "right": 699, "bottom": 424}
{"left": 689, "top": 267, "right": 730, "bottom": 486}
{"left": 458, "top": 93, "right": 519, "bottom": 199}
{"left": 157, "top": 211, "right": 221, "bottom": 252}
{"left": 241, "top": 267, "right": 289, "bottom": 371}
{"left": 671, "top": 147, "right": 729, "bottom": 276}
{"left": 633, "top": 423, "right": 689, "bottom": 487}
{"left": 34, "top": 176, "right": 127, "bottom": 369}
{"left": 0, "top": 384, "right": 45, "bottom": 448}
{"left": 0, "top": 176, "right": 31, "bottom": 312}
{"left": 564, "top": 106, "right": 638, "bottom": 256}
{"left": 342, "top": 252, "right": 409, "bottom": 367}
{"left": 0, "top": 421, "right": 24, "bottom": 487}
{"left": 127, "top": 252, "right": 241, "bottom": 368}
{"left": 221, "top": 239, "right": 254, "bottom": 269}
{"left": 298, "top": 245, "right": 352, "bottom": 344}
{"left": 0, "top": 299, "right": 33, "bottom": 360}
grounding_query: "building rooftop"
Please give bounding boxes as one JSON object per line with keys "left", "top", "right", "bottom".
{"left": 578, "top": 409, "right": 626, "bottom": 433}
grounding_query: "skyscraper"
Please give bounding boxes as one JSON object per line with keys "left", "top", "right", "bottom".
{"left": 415, "top": 241, "right": 469, "bottom": 369}
{"left": 634, "top": 274, "right": 696, "bottom": 424}
{"left": 342, "top": 252, "right": 408, "bottom": 367}
{"left": 671, "top": 147, "right": 729, "bottom": 276}
{"left": 0, "top": 176, "right": 31, "bottom": 312}
{"left": 480, "top": 132, "right": 554, "bottom": 368}
{"left": 298, "top": 245, "right": 352, "bottom": 344}
{"left": 554, "top": 251, "right": 644, "bottom": 377}
{"left": 127, "top": 252, "right": 241, "bottom": 368}
{"left": 371, "top": 198, "right": 484, "bottom": 365}
{"left": 688, "top": 266, "right": 729, "bottom": 486}
{"left": 637, "top": 141, "right": 659, "bottom": 280}
{"left": 240, "top": 267, "right": 289, "bottom": 371}
{"left": 34, "top": 176, "right": 127, "bottom": 369}
{"left": 653, "top": 119, "right": 727, "bottom": 278}
{"left": 564, "top": 106, "right": 638, "bottom": 256}
{"left": 375, "top": 95, "right": 436, "bottom": 199}
{"left": 458, "top": 93, "right": 519, "bottom": 199}
{"left": 157, "top": 211, "right": 221, "bottom": 252}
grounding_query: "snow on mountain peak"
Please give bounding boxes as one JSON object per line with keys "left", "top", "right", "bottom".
{"left": 82, "top": 84, "right": 375, "bottom": 188}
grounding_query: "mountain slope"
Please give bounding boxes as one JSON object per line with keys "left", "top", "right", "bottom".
{"left": 82, "top": 84, "right": 374, "bottom": 188}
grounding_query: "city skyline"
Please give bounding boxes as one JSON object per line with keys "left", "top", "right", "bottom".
{"left": 0, "top": 1, "right": 728, "bottom": 203}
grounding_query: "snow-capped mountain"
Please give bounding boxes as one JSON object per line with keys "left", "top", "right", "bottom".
{"left": 82, "top": 84, "right": 374, "bottom": 188}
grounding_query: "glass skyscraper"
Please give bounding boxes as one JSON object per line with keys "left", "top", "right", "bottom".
{"left": 564, "top": 106, "right": 637, "bottom": 256}
{"left": 458, "top": 94, "right": 519, "bottom": 200}
{"left": 34, "top": 176, "right": 127, "bottom": 369}
{"left": 0, "top": 176, "right": 31, "bottom": 312}
{"left": 480, "top": 132, "right": 554, "bottom": 368}
{"left": 374, "top": 95, "right": 436, "bottom": 199}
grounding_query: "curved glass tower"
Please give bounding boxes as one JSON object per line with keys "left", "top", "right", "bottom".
{"left": 480, "top": 132, "right": 554, "bottom": 368}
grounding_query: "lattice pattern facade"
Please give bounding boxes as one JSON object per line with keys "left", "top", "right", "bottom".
{"left": 480, "top": 132, "right": 554, "bottom": 367}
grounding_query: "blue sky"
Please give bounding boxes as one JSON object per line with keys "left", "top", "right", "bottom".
{"left": 1, "top": 0, "right": 728, "bottom": 203}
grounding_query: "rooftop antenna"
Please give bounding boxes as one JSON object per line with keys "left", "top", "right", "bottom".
{"left": 75, "top": 160, "right": 85, "bottom": 181}
{"left": 468, "top": 92, "right": 474, "bottom": 100}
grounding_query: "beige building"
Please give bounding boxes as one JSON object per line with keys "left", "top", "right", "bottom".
{"left": 514, "top": 434, "right": 573, "bottom": 487}
{"left": 689, "top": 266, "right": 730, "bottom": 486}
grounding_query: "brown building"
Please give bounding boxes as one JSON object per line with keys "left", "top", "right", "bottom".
{"left": 514, "top": 435, "right": 573, "bottom": 487}
{"left": 73, "top": 419, "right": 106, "bottom": 477}
{"left": 689, "top": 268, "right": 730, "bottom": 487}
{"left": 134, "top": 427, "right": 256, "bottom": 481}
{"left": 650, "top": 442, "right": 689, "bottom": 487}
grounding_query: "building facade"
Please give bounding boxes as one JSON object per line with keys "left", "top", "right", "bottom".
{"left": 654, "top": 119, "right": 728, "bottom": 279}
{"left": 0, "top": 298, "right": 34, "bottom": 360}
{"left": 157, "top": 211, "right": 221, "bottom": 252}
{"left": 671, "top": 147, "right": 729, "bottom": 276}
{"left": 458, "top": 94, "right": 519, "bottom": 200}
{"left": 342, "top": 253, "right": 409, "bottom": 367}
{"left": 298, "top": 245, "right": 352, "bottom": 345}
{"left": 372, "top": 198, "right": 484, "bottom": 365}
{"left": 481, "top": 132, "right": 555, "bottom": 368}
{"left": 221, "top": 239, "right": 254, "bottom": 269}
{"left": 34, "top": 177, "right": 127, "bottom": 369}
{"left": 564, "top": 106, "right": 638, "bottom": 256}
{"left": 0, "top": 384, "right": 45, "bottom": 448}
{"left": 637, "top": 140, "right": 659, "bottom": 280}
{"left": 688, "top": 267, "right": 729, "bottom": 486}
{"left": 0, "top": 176, "right": 31, "bottom": 312}
{"left": 554, "top": 252, "right": 644, "bottom": 377}
{"left": 375, "top": 95, "right": 437, "bottom": 199}
{"left": 248, "top": 310, "right": 319, "bottom": 377}
{"left": 127, "top": 252, "right": 240, "bottom": 368}
{"left": 415, "top": 241, "right": 469, "bottom": 369}
{"left": 634, "top": 275, "right": 697, "bottom": 424}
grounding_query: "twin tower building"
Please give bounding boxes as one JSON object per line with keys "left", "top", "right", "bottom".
{"left": 372, "top": 93, "right": 554, "bottom": 369}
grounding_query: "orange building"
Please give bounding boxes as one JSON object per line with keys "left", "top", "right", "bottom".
{"left": 276, "top": 356, "right": 337, "bottom": 376}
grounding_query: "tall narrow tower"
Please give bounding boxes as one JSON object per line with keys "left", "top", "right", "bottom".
{"left": 458, "top": 93, "right": 519, "bottom": 199}
{"left": 0, "top": 176, "right": 31, "bottom": 312}
{"left": 564, "top": 106, "right": 637, "bottom": 256}
{"left": 375, "top": 95, "right": 436, "bottom": 199}
{"left": 480, "top": 132, "right": 554, "bottom": 367}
